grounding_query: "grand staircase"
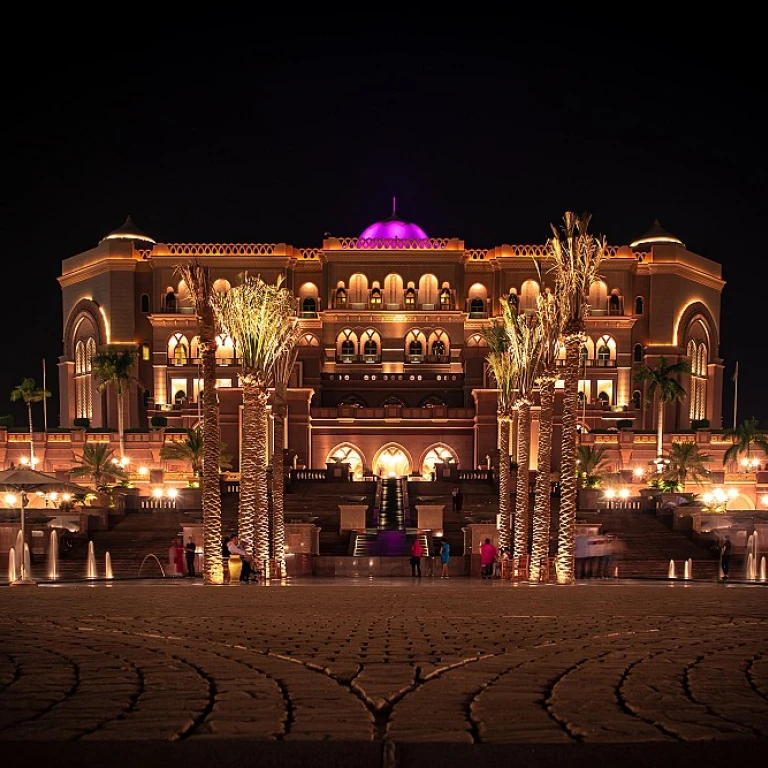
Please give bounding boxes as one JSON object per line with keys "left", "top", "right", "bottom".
{"left": 352, "top": 477, "right": 429, "bottom": 556}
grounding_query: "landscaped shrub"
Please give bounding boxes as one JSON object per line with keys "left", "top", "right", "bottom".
{"left": 151, "top": 415, "right": 168, "bottom": 428}
{"left": 616, "top": 419, "right": 633, "bottom": 429}
{"left": 73, "top": 417, "right": 90, "bottom": 428}
{"left": 691, "top": 418, "right": 710, "bottom": 429}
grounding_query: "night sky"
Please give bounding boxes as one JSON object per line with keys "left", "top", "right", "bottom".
{"left": 5, "top": 17, "right": 764, "bottom": 430}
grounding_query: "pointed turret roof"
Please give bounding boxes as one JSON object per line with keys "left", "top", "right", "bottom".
{"left": 100, "top": 215, "right": 156, "bottom": 244}
{"left": 630, "top": 219, "right": 684, "bottom": 249}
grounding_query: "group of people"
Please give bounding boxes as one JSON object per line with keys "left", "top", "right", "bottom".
{"left": 410, "top": 538, "right": 451, "bottom": 578}
{"left": 170, "top": 537, "right": 199, "bottom": 578}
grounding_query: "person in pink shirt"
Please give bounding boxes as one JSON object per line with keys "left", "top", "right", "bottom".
{"left": 480, "top": 537, "right": 497, "bottom": 579}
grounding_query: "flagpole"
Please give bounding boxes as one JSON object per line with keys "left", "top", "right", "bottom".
{"left": 732, "top": 361, "right": 738, "bottom": 430}
{"left": 42, "top": 358, "right": 48, "bottom": 433}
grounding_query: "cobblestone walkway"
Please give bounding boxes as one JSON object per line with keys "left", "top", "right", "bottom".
{"left": 1, "top": 578, "right": 767, "bottom": 767}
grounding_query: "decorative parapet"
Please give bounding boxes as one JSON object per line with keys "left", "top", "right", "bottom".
{"left": 337, "top": 237, "right": 453, "bottom": 250}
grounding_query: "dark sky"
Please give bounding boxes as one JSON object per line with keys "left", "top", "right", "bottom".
{"left": 4, "top": 17, "right": 764, "bottom": 429}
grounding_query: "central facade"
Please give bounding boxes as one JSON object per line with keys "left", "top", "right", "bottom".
{"left": 57, "top": 205, "right": 725, "bottom": 479}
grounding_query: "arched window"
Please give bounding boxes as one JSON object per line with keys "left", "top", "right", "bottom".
{"left": 687, "top": 337, "right": 709, "bottom": 420}
{"left": 421, "top": 444, "right": 456, "bottom": 479}
{"left": 507, "top": 289, "right": 519, "bottom": 313}
{"left": 632, "top": 390, "right": 642, "bottom": 410}
{"left": 341, "top": 339, "right": 355, "bottom": 361}
{"left": 335, "top": 287, "right": 347, "bottom": 308}
{"left": 349, "top": 273, "right": 369, "bottom": 306}
{"left": 469, "top": 297, "right": 485, "bottom": 314}
{"left": 384, "top": 274, "right": 404, "bottom": 308}
{"left": 164, "top": 289, "right": 177, "bottom": 313}
{"left": 405, "top": 329, "right": 427, "bottom": 362}
{"left": 327, "top": 444, "right": 365, "bottom": 480}
{"left": 520, "top": 280, "right": 539, "bottom": 312}
{"left": 594, "top": 334, "right": 617, "bottom": 366}
{"left": 634, "top": 296, "right": 644, "bottom": 315}
{"left": 405, "top": 286, "right": 417, "bottom": 309}
{"left": 427, "top": 329, "right": 450, "bottom": 362}
{"left": 608, "top": 289, "right": 621, "bottom": 315}
{"left": 439, "top": 287, "right": 451, "bottom": 310}
{"left": 74, "top": 336, "right": 95, "bottom": 420}
{"left": 140, "top": 294, "right": 150, "bottom": 313}
{"left": 168, "top": 333, "right": 189, "bottom": 365}
{"left": 418, "top": 274, "right": 438, "bottom": 307}
{"left": 381, "top": 396, "right": 406, "bottom": 407}
{"left": 633, "top": 343, "right": 643, "bottom": 363}
{"left": 420, "top": 395, "right": 446, "bottom": 408}
{"left": 370, "top": 287, "right": 382, "bottom": 309}
{"left": 588, "top": 280, "right": 608, "bottom": 314}
{"left": 215, "top": 335, "right": 236, "bottom": 365}
{"left": 432, "top": 340, "right": 445, "bottom": 357}
{"left": 360, "top": 329, "right": 380, "bottom": 362}
{"left": 301, "top": 297, "right": 317, "bottom": 315}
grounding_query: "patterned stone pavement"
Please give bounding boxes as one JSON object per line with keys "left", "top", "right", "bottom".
{"left": 1, "top": 577, "right": 767, "bottom": 767}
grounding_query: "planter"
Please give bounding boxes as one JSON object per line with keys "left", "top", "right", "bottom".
{"left": 228, "top": 555, "right": 242, "bottom": 582}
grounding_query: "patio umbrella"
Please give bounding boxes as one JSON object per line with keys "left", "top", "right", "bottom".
{"left": 0, "top": 468, "right": 91, "bottom": 586}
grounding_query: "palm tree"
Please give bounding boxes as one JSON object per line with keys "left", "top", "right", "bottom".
{"left": 212, "top": 273, "right": 296, "bottom": 567}
{"left": 271, "top": 322, "right": 302, "bottom": 578}
{"left": 70, "top": 442, "right": 128, "bottom": 491}
{"left": 548, "top": 211, "right": 606, "bottom": 584}
{"left": 10, "top": 377, "right": 51, "bottom": 465}
{"left": 91, "top": 346, "right": 139, "bottom": 462}
{"left": 177, "top": 261, "right": 223, "bottom": 585}
{"left": 503, "top": 303, "right": 544, "bottom": 560}
{"left": 662, "top": 441, "right": 711, "bottom": 491}
{"left": 159, "top": 427, "right": 233, "bottom": 476}
{"left": 634, "top": 356, "right": 690, "bottom": 468}
{"left": 530, "top": 287, "right": 562, "bottom": 581}
{"left": 483, "top": 324, "right": 516, "bottom": 551}
{"left": 722, "top": 417, "right": 768, "bottom": 470}
{"left": 576, "top": 444, "right": 611, "bottom": 488}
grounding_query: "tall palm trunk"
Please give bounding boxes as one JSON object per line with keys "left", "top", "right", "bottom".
{"left": 656, "top": 397, "right": 664, "bottom": 462}
{"left": 201, "top": 338, "right": 222, "bottom": 585}
{"left": 239, "top": 376, "right": 258, "bottom": 556}
{"left": 556, "top": 333, "right": 581, "bottom": 583}
{"left": 498, "top": 415, "right": 511, "bottom": 550}
{"left": 254, "top": 388, "right": 270, "bottom": 566}
{"left": 26, "top": 404, "right": 34, "bottom": 465}
{"left": 116, "top": 390, "right": 126, "bottom": 461}
{"left": 530, "top": 375, "right": 555, "bottom": 580}
{"left": 514, "top": 400, "right": 531, "bottom": 558}
{"left": 271, "top": 393, "right": 287, "bottom": 577}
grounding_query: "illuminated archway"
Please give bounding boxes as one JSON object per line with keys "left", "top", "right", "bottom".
{"left": 420, "top": 444, "right": 457, "bottom": 479}
{"left": 327, "top": 444, "right": 366, "bottom": 481}
{"left": 372, "top": 444, "right": 412, "bottom": 478}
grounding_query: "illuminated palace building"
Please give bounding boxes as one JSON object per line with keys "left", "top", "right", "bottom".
{"left": 55, "top": 205, "right": 727, "bottom": 487}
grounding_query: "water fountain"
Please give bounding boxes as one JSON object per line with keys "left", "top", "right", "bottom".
{"left": 105, "top": 552, "right": 113, "bottom": 579}
{"left": 86, "top": 541, "right": 98, "bottom": 579}
{"left": 760, "top": 556, "right": 767, "bottom": 582}
{"left": 23, "top": 544, "right": 31, "bottom": 578}
{"left": 668, "top": 559, "right": 676, "bottom": 578}
{"left": 15, "top": 530, "right": 23, "bottom": 559}
{"left": 8, "top": 547, "right": 16, "bottom": 582}
{"left": 746, "top": 553, "right": 756, "bottom": 581}
{"left": 138, "top": 553, "right": 166, "bottom": 578}
{"left": 47, "top": 530, "right": 59, "bottom": 580}
{"left": 684, "top": 558, "right": 692, "bottom": 580}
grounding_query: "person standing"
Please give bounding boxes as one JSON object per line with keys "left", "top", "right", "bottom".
{"left": 410, "top": 537, "right": 423, "bottom": 577}
{"left": 720, "top": 535, "right": 732, "bottom": 581}
{"left": 451, "top": 487, "right": 459, "bottom": 511}
{"left": 185, "top": 537, "right": 197, "bottom": 578}
{"left": 172, "top": 538, "right": 185, "bottom": 578}
{"left": 480, "top": 537, "right": 497, "bottom": 579}
{"left": 440, "top": 539, "right": 451, "bottom": 578}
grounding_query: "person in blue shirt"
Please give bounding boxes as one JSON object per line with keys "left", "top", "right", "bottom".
{"left": 440, "top": 539, "right": 451, "bottom": 578}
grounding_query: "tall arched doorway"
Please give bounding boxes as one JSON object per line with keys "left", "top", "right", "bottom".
{"left": 373, "top": 444, "right": 412, "bottom": 478}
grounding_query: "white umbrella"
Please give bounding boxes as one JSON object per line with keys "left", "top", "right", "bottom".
{"left": 0, "top": 468, "right": 90, "bottom": 586}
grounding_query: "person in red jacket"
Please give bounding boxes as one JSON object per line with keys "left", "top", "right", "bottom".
{"left": 410, "top": 538, "right": 423, "bottom": 577}
{"left": 480, "top": 538, "right": 497, "bottom": 579}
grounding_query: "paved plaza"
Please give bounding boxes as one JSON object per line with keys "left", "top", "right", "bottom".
{"left": 1, "top": 577, "right": 767, "bottom": 767}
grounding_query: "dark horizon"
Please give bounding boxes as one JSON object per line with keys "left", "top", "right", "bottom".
{"left": 4, "top": 17, "right": 763, "bottom": 431}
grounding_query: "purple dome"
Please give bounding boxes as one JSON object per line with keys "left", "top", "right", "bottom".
{"left": 359, "top": 198, "right": 428, "bottom": 240}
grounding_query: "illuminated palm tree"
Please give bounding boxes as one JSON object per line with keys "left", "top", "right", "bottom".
{"left": 548, "top": 212, "right": 606, "bottom": 584}
{"left": 530, "top": 288, "right": 562, "bottom": 581}
{"left": 722, "top": 417, "right": 768, "bottom": 470}
{"left": 177, "top": 261, "right": 223, "bottom": 585}
{"left": 10, "top": 377, "right": 51, "bottom": 466}
{"left": 502, "top": 303, "right": 544, "bottom": 560}
{"left": 70, "top": 442, "right": 128, "bottom": 491}
{"left": 483, "top": 324, "right": 516, "bottom": 550}
{"left": 271, "top": 322, "right": 302, "bottom": 578}
{"left": 576, "top": 444, "right": 611, "bottom": 488}
{"left": 634, "top": 356, "right": 690, "bottom": 469}
{"left": 91, "top": 346, "right": 139, "bottom": 463}
{"left": 213, "top": 273, "right": 296, "bottom": 566}
{"left": 663, "top": 441, "right": 710, "bottom": 491}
